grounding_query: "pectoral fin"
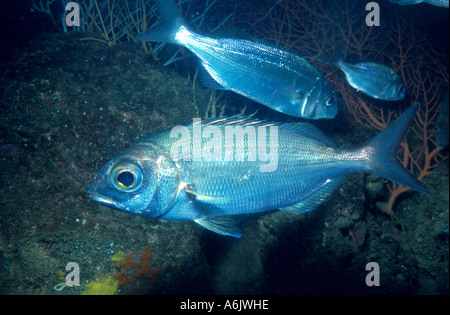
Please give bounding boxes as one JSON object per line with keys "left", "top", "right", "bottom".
{"left": 184, "top": 187, "right": 232, "bottom": 203}
{"left": 295, "top": 89, "right": 305, "bottom": 100}
{"left": 194, "top": 216, "right": 242, "bottom": 238}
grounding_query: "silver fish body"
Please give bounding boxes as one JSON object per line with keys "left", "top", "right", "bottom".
{"left": 337, "top": 60, "right": 406, "bottom": 101}
{"left": 135, "top": 0, "right": 338, "bottom": 119}
{"left": 89, "top": 104, "right": 430, "bottom": 237}
{"left": 388, "top": 0, "right": 449, "bottom": 8}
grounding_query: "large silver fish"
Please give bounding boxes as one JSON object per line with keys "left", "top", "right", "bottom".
{"left": 387, "top": 0, "right": 449, "bottom": 8}
{"left": 325, "top": 53, "right": 406, "bottom": 101}
{"left": 88, "top": 104, "right": 430, "bottom": 238}
{"left": 135, "top": 0, "right": 338, "bottom": 119}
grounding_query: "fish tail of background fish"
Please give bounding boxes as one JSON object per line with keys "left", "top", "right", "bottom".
{"left": 358, "top": 102, "right": 431, "bottom": 195}
{"left": 134, "top": 0, "right": 187, "bottom": 45}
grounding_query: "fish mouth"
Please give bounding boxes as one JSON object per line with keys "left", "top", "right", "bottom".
{"left": 88, "top": 191, "right": 115, "bottom": 207}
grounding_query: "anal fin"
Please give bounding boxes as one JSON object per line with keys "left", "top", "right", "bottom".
{"left": 199, "top": 62, "right": 229, "bottom": 90}
{"left": 195, "top": 216, "right": 242, "bottom": 238}
{"left": 280, "top": 176, "right": 344, "bottom": 214}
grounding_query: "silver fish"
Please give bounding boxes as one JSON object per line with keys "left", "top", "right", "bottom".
{"left": 88, "top": 103, "right": 430, "bottom": 238}
{"left": 135, "top": 0, "right": 338, "bottom": 119}
{"left": 327, "top": 54, "right": 405, "bottom": 101}
{"left": 387, "top": 0, "right": 449, "bottom": 8}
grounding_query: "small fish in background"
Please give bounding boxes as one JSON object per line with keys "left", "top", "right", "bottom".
{"left": 135, "top": 0, "right": 338, "bottom": 119}
{"left": 321, "top": 50, "right": 405, "bottom": 101}
{"left": 387, "top": 0, "right": 449, "bottom": 8}
{"left": 89, "top": 104, "right": 429, "bottom": 238}
{"left": 436, "top": 89, "right": 449, "bottom": 149}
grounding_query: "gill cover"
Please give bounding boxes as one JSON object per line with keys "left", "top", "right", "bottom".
{"left": 150, "top": 154, "right": 181, "bottom": 216}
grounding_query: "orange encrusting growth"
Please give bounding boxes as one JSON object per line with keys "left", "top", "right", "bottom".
{"left": 113, "top": 246, "right": 161, "bottom": 286}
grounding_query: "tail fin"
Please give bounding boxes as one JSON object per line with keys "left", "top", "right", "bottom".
{"left": 134, "top": 0, "right": 188, "bottom": 44}
{"left": 364, "top": 102, "right": 431, "bottom": 195}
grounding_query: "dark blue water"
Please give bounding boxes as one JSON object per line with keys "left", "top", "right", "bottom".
{"left": 0, "top": 0, "right": 448, "bottom": 297}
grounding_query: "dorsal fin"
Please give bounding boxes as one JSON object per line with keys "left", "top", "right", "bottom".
{"left": 197, "top": 116, "right": 336, "bottom": 148}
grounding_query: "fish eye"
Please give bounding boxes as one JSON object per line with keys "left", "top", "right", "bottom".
{"left": 110, "top": 161, "right": 143, "bottom": 193}
{"left": 118, "top": 171, "right": 134, "bottom": 187}
{"left": 325, "top": 95, "right": 335, "bottom": 107}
